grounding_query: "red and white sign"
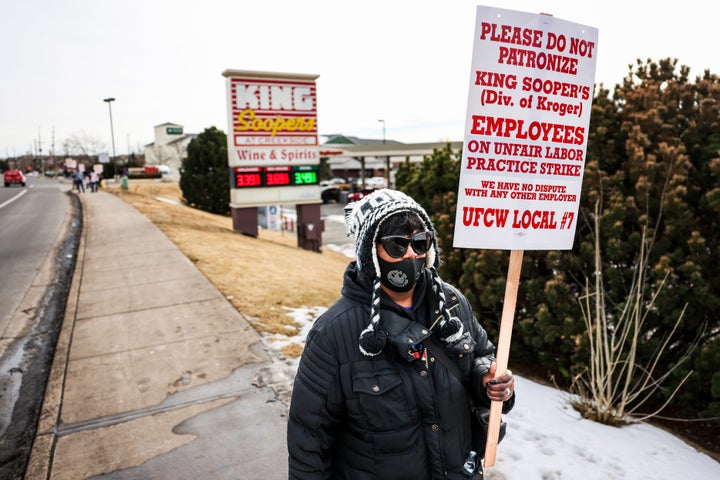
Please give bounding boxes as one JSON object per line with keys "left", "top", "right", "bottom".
{"left": 224, "top": 70, "right": 319, "bottom": 167}
{"left": 453, "top": 7, "right": 598, "bottom": 251}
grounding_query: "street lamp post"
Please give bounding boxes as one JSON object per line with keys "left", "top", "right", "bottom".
{"left": 103, "top": 97, "right": 117, "bottom": 162}
{"left": 378, "top": 119, "right": 389, "bottom": 186}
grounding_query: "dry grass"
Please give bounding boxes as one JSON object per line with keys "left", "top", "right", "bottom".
{"left": 109, "top": 181, "right": 348, "bottom": 354}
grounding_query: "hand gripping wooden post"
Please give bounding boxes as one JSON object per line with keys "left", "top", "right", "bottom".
{"left": 483, "top": 249, "right": 523, "bottom": 467}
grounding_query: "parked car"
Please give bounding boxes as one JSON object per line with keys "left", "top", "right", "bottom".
{"left": 347, "top": 188, "right": 376, "bottom": 203}
{"left": 321, "top": 186, "right": 342, "bottom": 203}
{"left": 320, "top": 177, "right": 346, "bottom": 187}
{"left": 365, "top": 176, "right": 388, "bottom": 189}
{"left": 4, "top": 169, "right": 26, "bottom": 187}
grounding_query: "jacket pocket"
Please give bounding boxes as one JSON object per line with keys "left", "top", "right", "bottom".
{"left": 351, "top": 367, "right": 412, "bottom": 431}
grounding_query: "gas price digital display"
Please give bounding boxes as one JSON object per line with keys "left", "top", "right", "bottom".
{"left": 265, "top": 167, "right": 291, "bottom": 186}
{"left": 233, "top": 167, "right": 263, "bottom": 187}
{"left": 232, "top": 165, "right": 318, "bottom": 188}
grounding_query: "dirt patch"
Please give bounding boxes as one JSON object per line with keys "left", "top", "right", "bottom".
{"left": 110, "top": 181, "right": 348, "bottom": 345}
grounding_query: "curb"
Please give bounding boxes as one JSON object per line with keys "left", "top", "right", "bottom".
{"left": 25, "top": 193, "right": 84, "bottom": 480}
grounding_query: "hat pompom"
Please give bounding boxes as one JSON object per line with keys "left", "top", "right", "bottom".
{"left": 359, "top": 327, "right": 387, "bottom": 356}
{"left": 438, "top": 316, "right": 464, "bottom": 343}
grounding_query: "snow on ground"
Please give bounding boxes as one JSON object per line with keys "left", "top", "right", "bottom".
{"left": 258, "top": 212, "right": 719, "bottom": 478}
{"left": 324, "top": 242, "right": 356, "bottom": 258}
{"left": 154, "top": 196, "right": 184, "bottom": 206}
{"left": 261, "top": 306, "right": 719, "bottom": 480}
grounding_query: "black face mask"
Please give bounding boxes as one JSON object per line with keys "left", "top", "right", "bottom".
{"left": 378, "top": 257, "right": 426, "bottom": 292}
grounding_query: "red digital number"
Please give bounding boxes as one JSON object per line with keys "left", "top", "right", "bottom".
{"left": 236, "top": 173, "right": 261, "bottom": 187}
{"left": 266, "top": 172, "right": 290, "bottom": 186}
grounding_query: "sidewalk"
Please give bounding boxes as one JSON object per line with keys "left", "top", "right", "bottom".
{"left": 26, "top": 190, "right": 292, "bottom": 480}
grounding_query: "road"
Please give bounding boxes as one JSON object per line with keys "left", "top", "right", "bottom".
{"left": 0, "top": 176, "right": 71, "bottom": 335}
{"left": 0, "top": 175, "right": 79, "bottom": 479}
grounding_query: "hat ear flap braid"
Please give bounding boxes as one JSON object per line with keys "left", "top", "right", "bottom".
{"left": 426, "top": 238, "right": 437, "bottom": 270}
{"left": 431, "top": 268, "right": 464, "bottom": 343}
{"left": 359, "top": 280, "right": 387, "bottom": 356}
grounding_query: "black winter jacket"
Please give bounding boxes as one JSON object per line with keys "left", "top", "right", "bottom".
{"left": 287, "top": 262, "right": 514, "bottom": 479}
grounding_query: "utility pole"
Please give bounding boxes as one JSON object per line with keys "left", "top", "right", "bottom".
{"left": 103, "top": 97, "right": 117, "bottom": 163}
{"left": 38, "top": 127, "right": 42, "bottom": 171}
{"left": 378, "top": 119, "right": 389, "bottom": 186}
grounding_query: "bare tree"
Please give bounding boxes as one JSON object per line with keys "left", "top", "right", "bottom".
{"left": 63, "top": 131, "right": 107, "bottom": 156}
{"left": 570, "top": 199, "right": 697, "bottom": 425}
{"left": 150, "top": 144, "right": 182, "bottom": 167}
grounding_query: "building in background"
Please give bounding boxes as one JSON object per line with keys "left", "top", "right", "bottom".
{"left": 143, "top": 122, "right": 197, "bottom": 175}
{"left": 321, "top": 134, "right": 399, "bottom": 182}
{"left": 320, "top": 134, "right": 462, "bottom": 189}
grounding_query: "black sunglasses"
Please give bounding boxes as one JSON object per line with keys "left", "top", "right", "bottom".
{"left": 378, "top": 231, "right": 433, "bottom": 258}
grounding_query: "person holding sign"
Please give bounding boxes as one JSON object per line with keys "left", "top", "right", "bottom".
{"left": 287, "top": 189, "right": 515, "bottom": 479}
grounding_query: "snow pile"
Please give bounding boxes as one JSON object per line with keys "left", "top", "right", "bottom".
{"left": 263, "top": 306, "right": 719, "bottom": 479}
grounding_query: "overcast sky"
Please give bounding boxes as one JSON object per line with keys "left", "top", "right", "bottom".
{"left": 2, "top": 0, "right": 717, "bottom": 158}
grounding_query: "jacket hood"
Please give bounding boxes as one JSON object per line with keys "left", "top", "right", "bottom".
{"left": 340, "top": 261, "right": 373, "bottom": 304}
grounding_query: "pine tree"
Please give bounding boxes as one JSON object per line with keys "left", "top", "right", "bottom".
{"left": 179, "top": 127, "right": 230, "bottom": 215}
{"left": 580, "top": 59, "right": 720, "bottom": 418}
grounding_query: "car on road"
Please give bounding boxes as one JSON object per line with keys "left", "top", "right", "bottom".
{"left": 320, "top": 177, "right": 347, "bottom": 187}
{"left": 4, "top": 169, "right": 26, "bottom": 187}
{"left": 365, "top": 176, "right": 388, "bottom": 189}
{"left": 321, "top": 186, "right": 342, "bottom": 203}
{"left": 346, "top": 188, "right": 376, "bottom": 203}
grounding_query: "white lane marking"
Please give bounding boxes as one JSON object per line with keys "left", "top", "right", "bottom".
{"left": 0, "top": 189, "right": 28, "bottom": 210}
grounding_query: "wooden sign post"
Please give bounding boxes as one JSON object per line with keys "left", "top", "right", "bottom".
{"left": 483, "top": 249, "right": 523, "bottom": 466}
{"left": 453, "top": 6, "right": 598, "bottom": 468}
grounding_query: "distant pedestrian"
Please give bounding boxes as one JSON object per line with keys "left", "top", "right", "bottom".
{"left": 73, "top": 170, "right": 85, "bottom": 193}
{"left": 90, "top": 171, "right": 99, "bottom": 192}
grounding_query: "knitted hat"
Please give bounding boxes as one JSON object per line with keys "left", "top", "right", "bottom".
{"left": 344, "top": 189, "right": 463, "bottom": 356}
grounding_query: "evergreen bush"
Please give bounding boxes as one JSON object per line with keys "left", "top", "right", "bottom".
{"left": 179, "top": 126, "right": 230, "bottom": 215}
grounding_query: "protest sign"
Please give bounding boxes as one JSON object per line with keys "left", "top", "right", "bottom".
{"left": 454, "top": 6, "right": 598, "bottom": 251}
{"left": 454, "top": 6, "right": 598, "bottom": 467}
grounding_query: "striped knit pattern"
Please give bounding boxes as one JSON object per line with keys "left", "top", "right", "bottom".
{"left": 359, "top": 279, "right": 386, "bottom": 356}
{"left": 344, "top": 189, "right": 461, "bottom": 356}
{"left": 431, "top": 267, "right": 464, "bottom": 343}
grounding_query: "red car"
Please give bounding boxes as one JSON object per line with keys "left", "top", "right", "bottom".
{"left": 346, "top": 188, "right": 376, "bottom": 203}
{"left": 3, "top": 169, "right": 26, "bottom": 187}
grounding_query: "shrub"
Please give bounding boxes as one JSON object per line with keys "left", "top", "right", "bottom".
{"left": 179, "top": 127, "right": 230, "bottom": 215}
